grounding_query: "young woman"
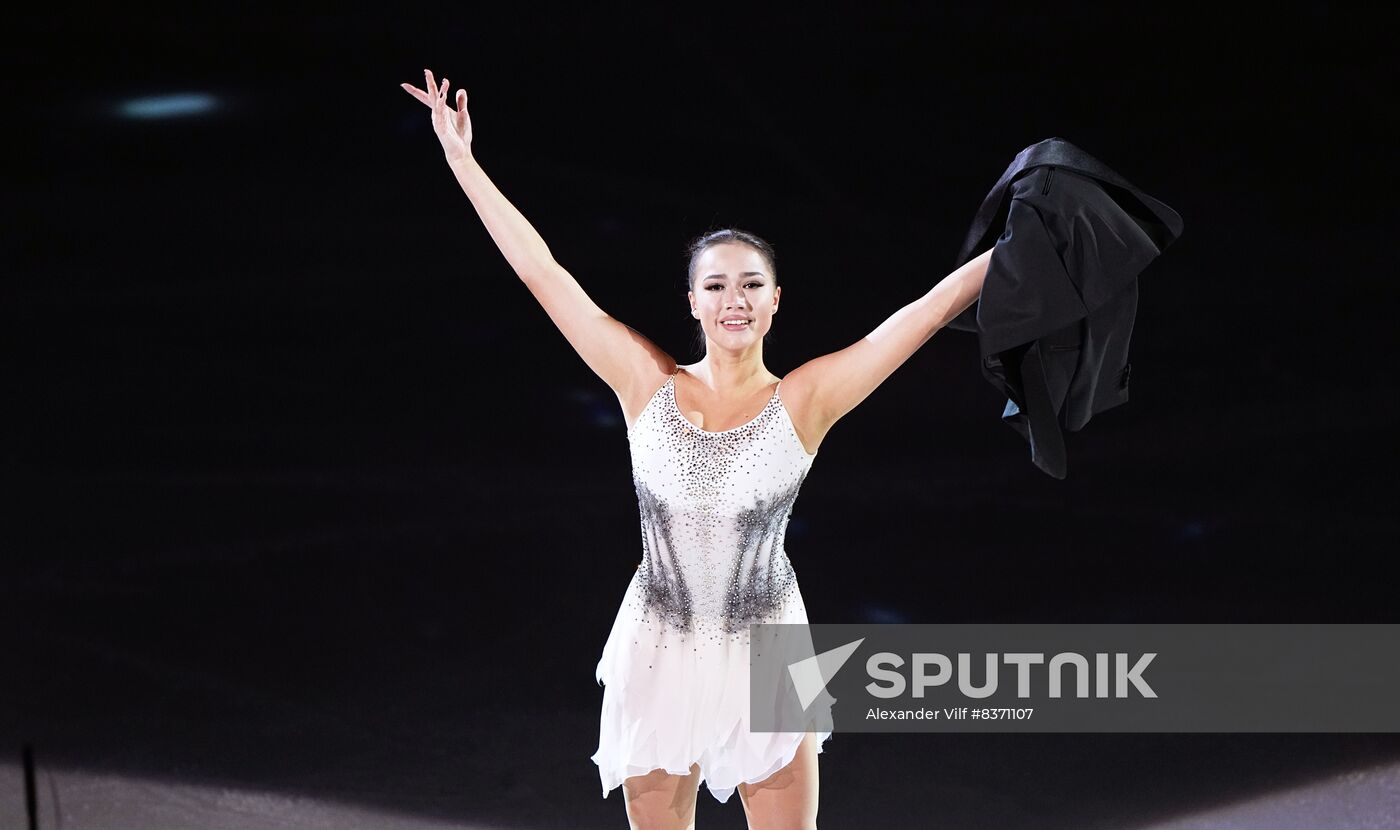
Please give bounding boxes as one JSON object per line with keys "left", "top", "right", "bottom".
{"left": 402, "top": 69, "right": 992, "bottom": 830}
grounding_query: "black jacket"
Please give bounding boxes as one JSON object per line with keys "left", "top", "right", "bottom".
{"left": 948, "top": 137, "right": 1184, "bottom": 479}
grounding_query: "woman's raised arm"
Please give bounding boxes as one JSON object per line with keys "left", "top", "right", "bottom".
{"left": 401, "top": 70, "right": 672, "bottom": 408}
{"left": 785, "top": 248, "right": 994, "bottom": 444}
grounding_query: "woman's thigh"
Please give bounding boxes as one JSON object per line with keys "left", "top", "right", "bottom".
{"left": 737, "top": 732, "right": 820, "bottom": 830}
{"left": 622, "top": 762, "right": 703, "bottom": 830}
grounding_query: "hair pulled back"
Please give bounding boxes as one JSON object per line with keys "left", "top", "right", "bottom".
{"left": 683, "top": 228, "right": 778, "bottom": 291}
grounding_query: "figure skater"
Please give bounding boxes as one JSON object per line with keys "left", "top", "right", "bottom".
{"left": 402, "top": 69, "right": 992, "bottom": 830}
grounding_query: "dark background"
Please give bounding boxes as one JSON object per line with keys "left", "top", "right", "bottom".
{"left": 5, "top": 4, "right": 1398, "bottom": 828}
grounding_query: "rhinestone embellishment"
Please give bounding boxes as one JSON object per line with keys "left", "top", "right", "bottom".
{"left": 624, "top": 374, "right": 816, "bottom": 644}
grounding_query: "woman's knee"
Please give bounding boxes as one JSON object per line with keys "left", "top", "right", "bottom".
{"left": 622, "top": 764, "right": 702, "bottom": 830}
{"left": 737, "top": 734, "right": 820, "bottom": 830}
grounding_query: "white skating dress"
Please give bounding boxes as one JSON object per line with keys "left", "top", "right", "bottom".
{"left": 591, "top": 372, "right": 831, "bottom": 804}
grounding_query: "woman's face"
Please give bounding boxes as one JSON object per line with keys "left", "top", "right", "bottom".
{"left": 688, "top": 243, "right": 780, "bottom": 352}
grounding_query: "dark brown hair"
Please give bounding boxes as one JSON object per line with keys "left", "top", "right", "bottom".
{"left": 683, "top": 227, "right": 778, "bottom": 291}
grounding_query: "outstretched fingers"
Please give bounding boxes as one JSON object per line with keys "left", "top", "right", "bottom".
{"left": 403, "top": 70, "right": 468, "bottom": 143}
{"left": 403, "top": 67, "right": 471, "bottom": 161}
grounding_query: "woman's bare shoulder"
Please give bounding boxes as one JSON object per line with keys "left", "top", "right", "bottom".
{"left": 777, "top": 363, "right": 828, "bottom": 454}
{"left": 778, "top": 362, "right": 818, "bottom": 404}
{"left": 619, "top": 359, "right": 680, "bottom": 430}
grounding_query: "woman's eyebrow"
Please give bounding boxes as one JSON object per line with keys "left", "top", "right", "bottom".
{"left": 703, "top": 272, "right": 766, "bottom": 280}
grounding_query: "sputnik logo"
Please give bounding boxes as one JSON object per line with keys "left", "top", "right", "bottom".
{"left": 787, "top": 638, "right": 865, "bottom": 709}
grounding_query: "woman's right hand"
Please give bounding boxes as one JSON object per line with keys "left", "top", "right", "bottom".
{"left": 401, "top": 68, "right": 473, "bottom": 163}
